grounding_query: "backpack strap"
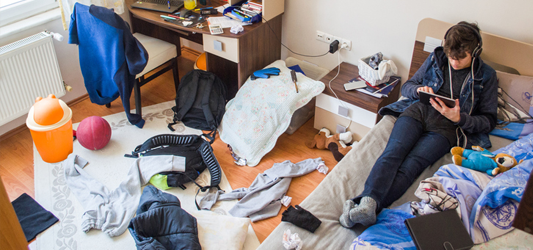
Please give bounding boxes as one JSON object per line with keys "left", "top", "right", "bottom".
{"left": 176, "top": 70, "right": 201, "bottom": 123}
{"left": 200, "top": 72, "right": 218, "bottom": 134}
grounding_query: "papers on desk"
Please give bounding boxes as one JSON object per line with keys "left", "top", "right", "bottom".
{"left": 355, "top": 76, "right": 401, "bottom": 98}
{"left": 207, "top": 17, "right": 251, "bottom": 29}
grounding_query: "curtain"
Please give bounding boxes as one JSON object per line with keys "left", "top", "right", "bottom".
{"left": 59, "top": 0, "right": 124, "bottom": 30}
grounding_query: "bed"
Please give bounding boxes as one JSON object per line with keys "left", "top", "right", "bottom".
{"left": 257, "top": 18, "right": 533, "bottom": 250}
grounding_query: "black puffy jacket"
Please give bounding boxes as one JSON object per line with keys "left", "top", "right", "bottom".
{"left": 128, "top": 185, "right": 201, "bottom": 250}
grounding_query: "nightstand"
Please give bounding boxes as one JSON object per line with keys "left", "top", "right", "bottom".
{"left": 314, "top": 62, "right": 401, "bottom": 141}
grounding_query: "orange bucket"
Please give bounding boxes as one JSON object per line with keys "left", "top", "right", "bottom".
{"left": 26, "top": 94, "right": 73, "bottom": 163}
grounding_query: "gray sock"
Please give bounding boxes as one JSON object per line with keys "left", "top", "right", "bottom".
{"left": 339, "top": 200, "right": 356, "bottom": 228}
{"left": 349, "top": 196, "right": 377, "bottom": 226}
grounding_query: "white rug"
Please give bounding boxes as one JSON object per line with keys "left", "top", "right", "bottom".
{"left": 34, "top": 101, "right": 260, "bottom": 250}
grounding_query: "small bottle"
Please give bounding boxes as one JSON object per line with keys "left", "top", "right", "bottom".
{"left": 184, "top": 0, "right": 196, "bottom": 10}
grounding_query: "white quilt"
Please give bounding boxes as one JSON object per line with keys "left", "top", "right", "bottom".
{"left": 219, "top": 60, "right": 325, "bottom": 166}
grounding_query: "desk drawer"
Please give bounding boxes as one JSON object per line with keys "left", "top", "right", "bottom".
{"left": 203, "top": 34, "right": 239, "bottom": 63}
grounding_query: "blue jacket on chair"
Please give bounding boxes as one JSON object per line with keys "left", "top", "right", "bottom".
{"left": 69, "top": 3, "right": 148, "bottom": 128}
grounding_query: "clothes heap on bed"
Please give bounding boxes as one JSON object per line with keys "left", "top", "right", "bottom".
{"left": 350, "top": 133, "right": 533, "bottom": 249}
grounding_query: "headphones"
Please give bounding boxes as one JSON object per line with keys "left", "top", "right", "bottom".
{"left": 444, "top": 23, "right": 483, "bottom": 58}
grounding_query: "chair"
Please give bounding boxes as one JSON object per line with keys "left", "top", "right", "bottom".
{"left": 105, "top": 33, "right": 179, "bottom": 117}
{"left": 129, "top": 33, "right": 179, "bottom": 117}
{"left": 70, "top": 3, "right": 179, "bottom": 126}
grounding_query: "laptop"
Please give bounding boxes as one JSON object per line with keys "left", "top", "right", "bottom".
{"left": 405, "top": 210, "right": 474, "bottom": 250}
{"left": 131, "top": 0, "right": 184, "bottom": 13}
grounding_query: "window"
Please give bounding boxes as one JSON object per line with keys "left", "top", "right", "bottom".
{"left": 0, "top": 0, "right": 58, "bottom": 27}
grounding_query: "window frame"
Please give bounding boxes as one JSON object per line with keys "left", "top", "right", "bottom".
{"left": 0, "top": 0, "right": 58, "bottom": 27}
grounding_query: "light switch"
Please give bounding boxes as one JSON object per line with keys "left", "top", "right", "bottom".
{"left": 214, "top": 40, "right": 223, "bottom": 51}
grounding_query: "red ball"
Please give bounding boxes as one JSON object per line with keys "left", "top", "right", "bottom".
{"left": 77, "top": 116, "right": 111, "bottom": 150}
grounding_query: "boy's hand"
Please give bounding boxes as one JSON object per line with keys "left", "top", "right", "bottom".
{"left": 417, "top": 86, "right": 434, "bottom": 95}
{"left": 430, "top": 98, "right": 461, "bottom": 123}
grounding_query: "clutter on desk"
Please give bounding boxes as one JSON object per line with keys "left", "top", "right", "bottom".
{"left": 230, "top": 24, "right": 244, "bottom": 34}
{"left": 207, "top": 16, "right": 249, "bottom": 29}
{"left": 223, "top": 1, "right": 263, "bottom": 23}
{"left": 161, "top": 11, "right": 206, "bottom": 27}
{"left": 358, "top": 52, "right": 398, "bottom": 86}
{"left": 355, "top": 76, "right": 401, "bottom": 98}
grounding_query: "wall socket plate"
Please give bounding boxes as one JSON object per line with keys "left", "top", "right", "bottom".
{"left": 338, "top": 105, "right": 349, "bottom": 117}
{"left": 336, "top": 124, "right": 347, "bottom": 134}
{"left": 316, "top": 30, "right": 351, "bottom": 51}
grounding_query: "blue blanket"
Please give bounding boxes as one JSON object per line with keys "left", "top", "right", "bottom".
{"left": 351, "top": 133, "right": 533, "bottom": 248}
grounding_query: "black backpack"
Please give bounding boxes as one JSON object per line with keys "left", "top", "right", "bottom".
{"left": 168, "top": 70, "right": 227, "bottom": 140}
{"left": 125, "top": 134, "right": 222, "bottom": 209}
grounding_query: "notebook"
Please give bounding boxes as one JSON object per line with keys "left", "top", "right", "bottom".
{"left": 405, "top": 210, "right": 474, "bottom": 250}
{"left": 131, "top": 0, "right": 184, "bottom": 13}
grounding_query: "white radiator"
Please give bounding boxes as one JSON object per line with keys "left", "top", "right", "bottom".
{"left": 0, "top": 31, "right": 65, "bottom": 126}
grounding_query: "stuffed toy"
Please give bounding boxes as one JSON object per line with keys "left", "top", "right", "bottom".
{"left": 305, "top": 128, "right": 353, "bottom": 162}
{"left": 450, "top": 146, "right": 522, "bottom": 176}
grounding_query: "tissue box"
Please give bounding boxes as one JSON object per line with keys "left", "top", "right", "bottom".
{"left": 358, "top": 55, "right": 391, "bottom": 86}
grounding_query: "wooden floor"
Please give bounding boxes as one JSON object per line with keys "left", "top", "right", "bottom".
{"left": 0, "top": 48, "right": 337, "bottom": 243}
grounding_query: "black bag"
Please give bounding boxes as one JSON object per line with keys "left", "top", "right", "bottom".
{"left": 168, "top": 70, "right": 227, "bottom": 141}
{"left": 125, "top": 134, "right": 222, "bottom": 208}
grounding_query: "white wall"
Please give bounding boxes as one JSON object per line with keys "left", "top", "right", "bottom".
{"left": 280, "top": 0, "right": 533, "bottom": 82}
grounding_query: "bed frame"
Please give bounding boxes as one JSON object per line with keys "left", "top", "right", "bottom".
{"left": 410, "top": 18, "right": 533, "bottom": 78}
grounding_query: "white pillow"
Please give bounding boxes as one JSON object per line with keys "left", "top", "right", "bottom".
{"left": 191, "top": 211, "right": 250, "bottom": 250}
{"left": 496, "top": 70, "right": 533, "bottom": 122}
{"left": 218, "top": 60, "right": 325, "bottom": 166}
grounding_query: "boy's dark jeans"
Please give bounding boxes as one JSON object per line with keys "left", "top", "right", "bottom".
{"left": 354, "top": 116, "right": 451, "bottom": 211}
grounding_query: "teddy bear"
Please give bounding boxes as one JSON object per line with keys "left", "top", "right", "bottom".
{"left": 450, "top": 145, "right": 522, "bottom": 176}
{"left": 305, "top": 128, "right": 354, "bottom": 162}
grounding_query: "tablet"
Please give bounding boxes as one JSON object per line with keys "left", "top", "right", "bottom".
{"left": 419, "top": 91, "right": 456, "bottom": 108}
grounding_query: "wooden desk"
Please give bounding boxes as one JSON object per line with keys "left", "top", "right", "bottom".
{"left": 127, "top": 0, "right": 283, "bottom": 98}
{"left": 314, "top": 62, "right": 401, "bottom": 140}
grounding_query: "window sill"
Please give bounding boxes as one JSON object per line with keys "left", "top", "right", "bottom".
{"left": 0, "top": 7, "right": 61, "bottom": 40}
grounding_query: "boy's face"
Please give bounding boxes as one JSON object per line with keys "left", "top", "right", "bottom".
{"left": 448, "top": 52, "right": 473, "bottom": 70}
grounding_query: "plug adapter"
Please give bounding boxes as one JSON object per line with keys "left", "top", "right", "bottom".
{"left": 329, "top": 40, "right": 339, "bottom": 54}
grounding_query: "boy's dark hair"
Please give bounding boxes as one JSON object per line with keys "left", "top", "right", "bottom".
{"left": 443, "top": 21, "right": 481, "bottom": 60}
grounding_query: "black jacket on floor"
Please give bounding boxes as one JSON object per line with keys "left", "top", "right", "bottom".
{"left": 128, "top": 185, "right": 201, "bottom": 250}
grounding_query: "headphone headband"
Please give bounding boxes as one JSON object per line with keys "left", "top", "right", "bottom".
{"left": 444, "top": 23, "right": 483, "bottom": 58}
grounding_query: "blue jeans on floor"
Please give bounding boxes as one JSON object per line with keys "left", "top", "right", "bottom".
{"left": 354, "top": 116, "right": 451, "bottom": 211}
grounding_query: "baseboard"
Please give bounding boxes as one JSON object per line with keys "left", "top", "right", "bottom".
{"left": 0, "top": 94, "right": 90, "bottom": 142}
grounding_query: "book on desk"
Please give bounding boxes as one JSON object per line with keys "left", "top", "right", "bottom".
{"left": 350, "top": 76, "right": 401, "bottom": 98}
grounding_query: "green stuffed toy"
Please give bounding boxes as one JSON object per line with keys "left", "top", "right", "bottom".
{"left": 450, "top": 146, "right": 522, "bottom": 176}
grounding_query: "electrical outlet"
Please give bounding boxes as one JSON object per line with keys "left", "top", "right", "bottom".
{"left": 340, "top": 39, "right": 352, "bottom": 51}
{"left": 324, "top": 33, "right": 334, "bottom": 43}
{"left": 336, "top": 124, "right": 347, "bottom": 134}
{"left": 316, "top": 31, "right": 325, "bottom": 41}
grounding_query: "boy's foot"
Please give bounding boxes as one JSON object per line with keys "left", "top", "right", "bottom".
{"left": 339, "top": 200, "right": 356, "bottom": 228}
{"left": 349, "top": 196, "right": 377, "bottom": 226}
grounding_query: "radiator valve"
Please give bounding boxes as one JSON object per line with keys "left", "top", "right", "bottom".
{"left": 64, "top": 82, "right": 72, "bottom": 92}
